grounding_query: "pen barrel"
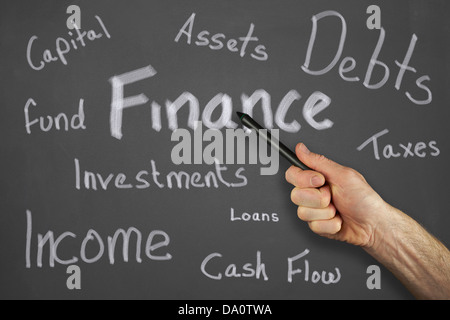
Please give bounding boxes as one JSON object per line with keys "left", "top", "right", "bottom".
{"left": 241, "top": 115, "right": 311, "bottom": 171}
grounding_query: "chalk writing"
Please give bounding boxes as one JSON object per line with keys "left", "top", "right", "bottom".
{"left": 287, "top": 249, "right": 341, "bottom": 284}
{"left": 27, "top": 15, "right": 110, "bottom": 71}
{"left": 109, "top": 65, "right": 333, "bottom": 139}
{"left": 74, "top": 158, "right": 247, "bottom": 190}
{"left": 356, "top": 129, "right": 440, "bottom": 160}
{"left": 200, "top": 251, "right": 269, "bottom": 281}
{"left": 25, "top": 210, "right": 172, "bottom": 268}
{"left": 15, "top": 4, "right": 442, "bottom": 299}
{"left": 24, "top": 98, "right": 86, "bottom": 134}
{"left": 175, "top": 13, "right": 268, "bottom": 61}
{"left": 302, "top": 10, "right": 432, "bottom": 105}
{"left": 230, "top": 207, "right": 279, "bottom": 223}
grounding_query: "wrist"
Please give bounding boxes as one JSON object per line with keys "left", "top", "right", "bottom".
{"left": 362, "top": 202, "right": 402, "bottom": 253}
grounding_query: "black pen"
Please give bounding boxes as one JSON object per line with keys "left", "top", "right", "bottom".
{"left": 236, "top": 112, "right": 311, "bottom": 171}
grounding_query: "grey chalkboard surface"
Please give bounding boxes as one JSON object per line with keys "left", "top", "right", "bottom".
{"left": 1, "top": 0, "right": 449, "bottom": 299}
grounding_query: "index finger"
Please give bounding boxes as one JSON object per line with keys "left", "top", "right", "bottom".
{"left": 285, "top": 166, "right": 325, "bottom": 188}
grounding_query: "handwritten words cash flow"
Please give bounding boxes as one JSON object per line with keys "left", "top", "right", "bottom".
{"left": 26, "top": 210, "right": 340, "bottom": 285}
{"left": 200, "top": 250, "right": 341, "bottom": 284}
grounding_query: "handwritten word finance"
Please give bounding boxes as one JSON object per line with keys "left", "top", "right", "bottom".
{"left": 109, "top": 65, "right": 334, "bottom": 140}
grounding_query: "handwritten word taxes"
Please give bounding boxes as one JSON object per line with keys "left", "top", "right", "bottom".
{"left": 27, "top": 15, "right": 111, "bottom": 71}
{"left": 357, "top": 129, "right": 440, "bottom": 160}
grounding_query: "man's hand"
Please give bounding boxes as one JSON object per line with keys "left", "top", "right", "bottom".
{"left": 286, "top": 142, "right": 450, "bottom": 299}
{"left": 285, "top": 143, "right": 390, "bottom": 247}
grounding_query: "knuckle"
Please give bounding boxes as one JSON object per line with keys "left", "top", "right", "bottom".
{"left": 308, "top": 220, "right": 321, "bottom": 234}
{"left": 314, "top": 153, "right": 332, "bottom": 166}
{"left": 290, "top": 188, "right": 298, "bottom": 204}
{"left": 314, "top": 153, "right": 327, "bottom": 163}
{"left": 320, "top": 195, "right": 330, "bottom": 208}
{"left": 296, "top": 173, "right": 305, "bottom": 187}
{"left": 297, "top": 206, "right": 307, "bottom": 221}
{"left": 342, "top": 167, "right": 362, "bottom": 181}
{"left": 285, "top": 167, "right": 295, "bottom": 183}
{"left": 308, "top": 217, "right": 341, "bottom": 235}
{"left": 327, "top": 204, "right": 337, "bottom": 219}
{"left": 330, "top": 216, "right": 343, "bottom": 234}
{"left": 285, "top": 169, "right": 291, "bottom": 182}
{"left": 319, "top": 188, "right": 331, "bottom": 208}
{"left": 330, "top": 220, "right": 342, "bottom": 234}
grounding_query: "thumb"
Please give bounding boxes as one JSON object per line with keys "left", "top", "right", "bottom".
{"left": 295, "top": 143, "right": 345, "bottom": 182}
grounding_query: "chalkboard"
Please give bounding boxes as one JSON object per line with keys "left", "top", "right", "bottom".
{"left": 1, "top": 0, "right": 449, "bottom": 300}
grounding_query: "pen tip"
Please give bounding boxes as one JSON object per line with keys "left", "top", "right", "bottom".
{"left": 236, "top": 111, "right": 245, "bottom": 120}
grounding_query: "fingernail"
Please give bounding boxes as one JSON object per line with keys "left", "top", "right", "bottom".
{"left": 311, "top": 175, "right": 323, "bottom": 187}
{"left": 300, "top": 143, "right": 310, "bottom": 155}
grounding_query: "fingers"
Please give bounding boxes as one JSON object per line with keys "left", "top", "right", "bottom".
{"left": 296, "top": 199, "right": 341, "bottom": 235}
{"left": 287, "top": 143, "right": 382, "bottom": 244}
{"left": 297, "top": 203, "right": 336, "bottom": 221}
{"left": 285, "top": 166, "right": 325, "bottom": 188}
{"left": 290, "top": 184, "right": 339, "bottom": 235}
{"left": 294, "top": 143, "right": 345, "bottom": 184}
{"left": 290, "top": 184, "right": 331, "bottom": 208}
{"left": 308, "top": 215, "right": 342, "bottom": 235}
{"left": 285, "top": 154, "right": 341, "bottom": 236}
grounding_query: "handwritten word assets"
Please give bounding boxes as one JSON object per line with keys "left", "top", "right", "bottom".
{"left": 175, "top": 13, "right": 268, "bottom": 61}
{"left": 27, "top": 15, "right": 111, "bottom": 71}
